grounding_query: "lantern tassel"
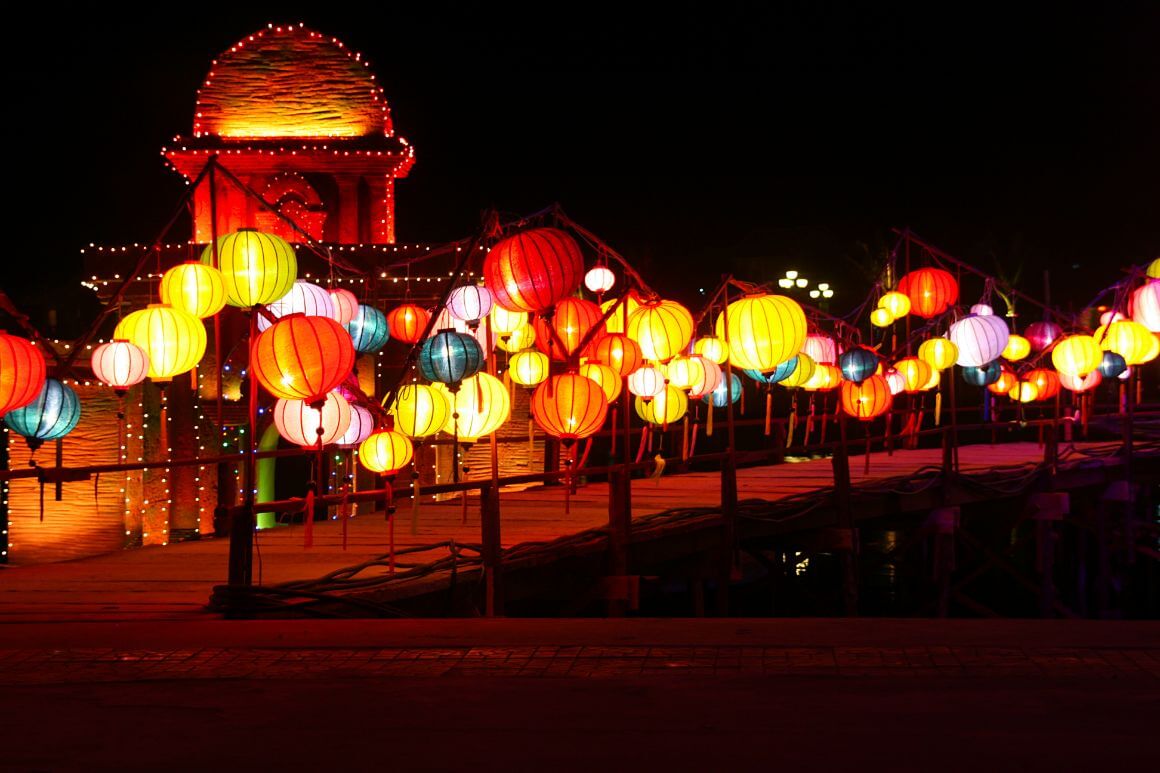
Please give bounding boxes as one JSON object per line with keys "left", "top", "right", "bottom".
{"left": 935, "top": 391, "right": 942, "bottom": 427}
{"left": 690, "top": 420, "right": 700, "bottom": 458}
{"left": 303, "top": 486, "right": 315, "bottom": 549}
{"left": 740, "top": 384, "right": 746, "bottom": 415}
{"left": 787, "top": 408, "right": 796, "bottom": 448}
{"left": 636, "top": 426, "right": 648, "bottom": 464}
{"left": 706, "top": 404, "right": 713, "bottom": 436}
{"left": 681, "top": 417, "right": 689, "bottom": 461}
{"left": 764, "top": 391, "right": 772, "bottom": 436}
{"left": 411, "top": 476, "right": 421, "bottom": 536}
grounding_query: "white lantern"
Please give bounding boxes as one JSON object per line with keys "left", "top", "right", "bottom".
{"left": 258, "top": 280, "right": 336, "bottom": 332}
{"left": 950, "top": 314, "right": 1010, "bottom": 367}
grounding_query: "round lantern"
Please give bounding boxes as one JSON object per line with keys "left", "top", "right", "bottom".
{"left": 337, "top": 404, "right": 375, "bottom": 448}
{"left": 90, "top": 339, "right": 149, "bottom": 395}
{"left": 448, "top": 285, "right": 494, "bottom": 326}
{"left": 1052, "top": 334, "right": 1102, "bottom": 376}
{"left": 330, "top": 288, "right": 360, "bottom": 327}
{"left": 766, "top": 356, "right": 800, "bottom": 384}
{"left": 884, "top": 369, "right": 907, "bottom": 395}
{"left": 601, "top": 292, "right": 643, "bottom": 335}
{"left": 346, "top": 304, "right": 391, "bottom": 354}
{"left": 1099, "top": 311, "right": 1125, "bottom": 327}
{"left": 419, "top": 330, "right": 483, "bottom": 390}
{"left": 971, "top": 303, "right": 994, "bottom": 316}
{"left": 439, "top": 373, "right": 510, "bottom": 442}
{"left": 897, "top": 267, "right": 958, "bottom": 318}
{"left": 627, "top": 364, "right": 666, "bottom": 399}
{"left": 689, "top": 337, "right": 726, "bottom": 365}
{"left": 878, "top": 291, "right": 912, "bottom": 319}
{"left": 949, "top": 314, "right": 1010, "bottom": 367}
{"left": 160, "top": 261, "right": 227, "bottom": 319}
{"left": 870, "top": 308, "right": 895, "bottom": 328}
{"left": 490, "top": 306, "right": 527, "bottom": 337}
{"left": 779, "top": 353, "right": 817, "bottom": 388}
{"left": 839, "top": 347, "right": 878, "bottom": 384}
{"left": 1060, "top": 370, "right": 1102, "bottom": 393}
{"left": 1010, "top": 381, "right": 1039, "bottom": 403}
{"left": 1149, "top": 258, "right": 1160, "bottom": 279}
{"left": 1098, "top": 351, "right": 1127, "bottom": 379}
{"left": 687, "top": 357, "right": 722, "bottom": 399}
{"left": 665, "top": 355, "right": 707, "bottom": 390}
{"left": 839, "top": 374, "right": 892, "bottom": 420}
{"left": 201, "top": 229, "right": 297, "bottom": 308}
{"left": 4, "top": 379, "right": 80, "bottom": 449}
{"left": 1023, "top": 368, "right": 1060, "bottom": 401}
{"left": 894, "top": 357, "right": 934, "bottom": 394}
{"left": 390, "top": 383, "right": 451, "bottom": 438}
{"left": 579, "top": 362, "right": 622, "bottom": 402}
{"left": 535, "top": 297, "right": 605, "bottom": 361}
{"left": 1002, "top": 334, "right": 1032, "bottom": 362}
{"left": 802, "top": 334, "right": 838, "bottom": 365}
{"left": 590, "top": 333, "right": 643, "bottom": 377}
{"left": 252, "top": 314, "right": 355, "bottom": 402}
{"left": 358, "top": 429, "right": 414, "bottom": 474}
{"left": 584, "top": 266, "right": 616, "bottom": 294}
{"left": 918, "top": 338, "right": 959, "bottom": 371}
{"left": 273, "top": 392, "right": 352, "bottom": 447}
{"left": 1100, "top": 320, "right": 1157, "bottom": 365}
{"left": 496, "top": 323, "right": 536, "bottom": 353}
{"left": 114, "top": 304, "right": 207, "bottom": 382}
{"left": 258, "top": 280, "right": 336, "bottom": 332}
{"left": 635, "top": 385, "right": 688, "bottom": 425}
{"left": 386, "top": 303, "right": 430, "bottom": 344}
{"left": 509, "top": 349, "right": 551, "bottom": 387}
{"left": 1131, "top": 281, "right": 1160, "bottom": 332}
{"left": 0, "top": 333, "right": 46, "bottom": 416}
{"left": 531, "top": 374, "right": 609, "bottom": 444}
{"left": 484, "top": 227, "right": 584, "bottom": 313}
{"left": 716, "top": 294, "right": 807, "bottom": 372}
{"left": 802, "top": 363, "right": 842, "bottom": 392}
{"left": 1025, "top": 320, "right": 1063, "bottom": 351}
{"left": 988, "top": 366, "right": 1018, "bottom": 395}
{"left": 626, "top": 300, "right": 694, "bottom": 362}
{"left": 704, "top": 373, "right": 743, "bottom": 407}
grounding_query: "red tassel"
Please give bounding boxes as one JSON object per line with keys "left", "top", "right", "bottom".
{"left": 303, "top": 488, "right": 315, "bottom": 549}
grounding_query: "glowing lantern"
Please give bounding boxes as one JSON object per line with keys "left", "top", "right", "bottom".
{"left": 1059, "top": 370, "right": 1102, "bottom": 393}
{"left": 1010, "top": 381, "right": 1039, "bottom": 403}
{"left": 329, "top": 288, "right": 360, "bottom": 327}
{"left": 971, "top": 304, "right": 994, "bottom": 316}
{"left": 839, "top": 374, "right": 892, "bottom": 420}
{"left": 531, "top": 374, "right": 609, "bottom": 443}
{"left": 346, "top": 304, "right": 391, "bottom": 353}
{"left": 665, "top": 355, "right": 707, "bottom": 390}
{"left": 484, "top": 227, "right": 584, "bottom": 313}
{"left": 1098, "top": 351, "right": 1127, "bottom": 379}
{"left": 692, "top": 336, "right": 729, "bottom": 365}
{"left": 438, "top": 373, "right": 510, "bottom": 441}
{"left": 626, "top": 299, "right": 694, "bottom": 362}
{"left": 918, "top": 338, "right": 959, "bottom": 371}
{"left": 766, "top": 356, "right": 801, "bottom": 384}
{"left": 251, "top": 314, "right": 354, "bottom": 402}
{"left": 1002, "top": 334, "right": 1031, "bottom": 362}
{"left": 535, "top": 297, "right": 605, "bottom": 361}
{"left": 802, "top": 364, "right": 842, "bottom": 392}
{"left": 386, "top": 303, "right": 430, "bottom": 344}
{"left": 201, "top": 229, "right": 297, "bottom": 308}
{"left": 258, "top": 280, "right": 336, "bottom": 332}
{"left": 448, "top": 285, "right": 494, "bottom": 326}
{"left": 160, "top": 261, "right": 227, "bottom": 319}
{"left": 579, "top": 362, "right": 622, "bottom": 402}
{"left": 90, "top": 340, "right": 149, "bottom": 395}
{"left": 1052, "top": 334, "right": 1102, "bottom": 376}
{"left": 687, "top": 357, "right": 722, "bottom": 399}
{"left": 590, "top": 333, "right": 643, "bottom": 377}
{"left": 894, "top": 357, "right": 934, "bottom": 394}
{"left": 839, "top": 347, "right": 879, "bottom": 384}
{"left": 1026, "top": 368, "right": 1062, "bottom": 400}
{"left": 961, "top": 361, "right": 1000, "bottom": 387}
{"left": 497, "top": 323, "right": 536, "bottom": 353}
{"left": 3, "top": 379, "right": 81, "bottom": 449}
{"left": 897, "top": 267, "right": 958, "bottom": 318}
{"left": 988, "top": 366, "right": 1018, "bottom": 395}
{"left": 704, "top": 373, "right": 743, "bottom": 407}
{"left": 1148, "top": 258, "right": 1160, "bottom": 279}
{"left": 870, "top": 308, "right": 894, "bottom": 328}
{"left": 114, "top": 304, "right": 207, "bottom": 382}
{"left": 509, "top": 349, "right": 551, "bottom": 386}
{"left": 419, "top": 330, "right": 484, "bottom": 391}
{"left": 358, "top": 430, "right": 414, "bottom": 474}
{"left": 635, "top": 385, "right": 688, "bottom": 425}
{"left": 884, "top": 369, "right": 907, "bottom": 395}
{"left": 390, "top": 384, "right": 451, "bottom": 438}
{"left": 1130, "top": 282, "right": 1160, "bottom": 332}
{"left": 716, "top": 294, "right": 807, "bottom": 372}
{"left": 1025, "top": 320, "right": 1062, "bottom": 351}
{"left": 273, "top": 392, "right": 352, "bottom": 447}
{"left": 779, "top": 353, "right": 817, "bottom": 388}
{"left": 491, "top": 306, "right": 527, "bottom": 337}
{"left": 627, "top": 364, "right": 666, "bottom": 399}
{"left": 1100, "top": 320, "right": 1157, "bottom": 365}
{"left": 584, "top": 266, "right": 616, "bottom": 294}
{"left": 601, "top": 292, "right": 643, "bottom": 334}
{"left": 0, "top": 333, "right": 46, "bottom": 416}
{"left": 949, "top": 314, "right": 1009, "bottom": 367}
{"left": 879, "top": 291, "right": 911, "bottom": 319}
{"left": 337, "top": 404, "right": 375, "bottom": 448}
{"left": 802, "top": 334, "right": 838, "bottom": 365}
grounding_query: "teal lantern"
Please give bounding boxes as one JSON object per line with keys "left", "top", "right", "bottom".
{"left": 419, "top": 329, "right": 483, "bottom": 391}
{"left": 704, "top": 373, "right": 743, "bottom": 408}
{"left": 745, "top": 356, "right": 798, "bottom": 385}
{"left": 961, "top": 361, "right": 1001, "bottom": 387}
{"left": 4, "top": 379, "right": 81, "bottom": 451}
{"left": 346, "top": 305, "right": 391, "bottom": 354}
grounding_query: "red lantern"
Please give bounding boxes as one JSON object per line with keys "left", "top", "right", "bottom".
{"left": 535, "top": 297, "right": 605, "bottom": 361}
{"left": 988, "top": 365, "right": 1018, "bottom": 395}
{"left": 0, "top": 332, "right": 46, "bottom": 416}
{"left": 387, "top": 303, "right": 430, "bottom": 344}
{"left": 484, "top": 227, "right": 584, "bottom": 313}
{"left": 897, "top": 268, "right": 959, "bottom": 319}
{"left": 530, "top": 373, "right": 609, "bottom": 444}
{"left": 1025, "top": 368, "right": 1061, "bottom": 401}
{"left": 252, "top": 313, "right": 355, "bottom": 403}
{"left": 839, "top": 374, "right": 892, "bottom": 420}
{"left": 589, "top": 333, "right": 643, "bottom": 377}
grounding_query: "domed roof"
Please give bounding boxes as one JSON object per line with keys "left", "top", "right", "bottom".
{"left": 194, "top": 24, "right": 392, "bottom": 139}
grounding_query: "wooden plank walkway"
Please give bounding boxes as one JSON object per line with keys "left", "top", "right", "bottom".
{"left": 0, "top": 441, "right": 1124, "bottom": 620}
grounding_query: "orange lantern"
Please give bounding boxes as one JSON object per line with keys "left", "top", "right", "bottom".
{"left": 988, "top": 366, "right": 1018, "bottom": 395}
{"left": 251, "top": 314, "right": 355, "bottom": 402}
{"left": 1026, "top": 368, "right": 1061, "bottom": 401}
{"left": 590, "top": 333, "right": 643, "bottom": 377}
{"left": 897, "top": 267, "right": 958, "bottom": 318}
{"left": 386, "top": 304, "right": 430, "bottom": 344}
{"left": 802, "top": 363, "right": 842, "bottom": 391}
{"left": 1059, "top": 370, "right": 1102, "bottom": 393}
{"left": 484, "top": 227, "right": 584, "bottom": 313}
{"left": 626, "top": 299, "right": 694, "bottom": 362}
{"left": 535, "top": 297, "right": 605, "bottom": 361}
{"left": 578, "top": 362, "right": 622, "bottom": 402}
{"left": 531, "top": 374, "right": 609, "bottom": 443}
{"left": 893, "top": 357, "right": 934, "bottom": 393}
{"left": 0, "top": 332, "right": 46, "bottom": 416}
{"left": 839, "top": 374, "right": 892, "bottom": 420}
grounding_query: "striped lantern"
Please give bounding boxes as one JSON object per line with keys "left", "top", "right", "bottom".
{"left": 386, "top": 303, "right": 430, "bottom": 344}
{"left": 447, "top": 285, "right": 494, "bottom": 326}
{"left": 715, "top": 294, "right": 807, "bottom": 372}
{"left": 3, "top": 379, "right": 81, "bottom": 449}
{"left": 1130, "top": 281, "right": 1160, "bottom": 332}
{"left": 802, "top": 334, "right": 838, "bottom": 365}
{"left": 687, "top": 356, "right": 723, "bottom": 399}
{"left": 961, "top": 361, "right": 1001, "bottom": 387}
{"left": 590, "top": 333, "right": 643, "bottom": 377}
{"left": 358, "top": 429, "right": 414, "bottom": 474}
{"left": 484, "top": 227, "right": 584, "bottom": 313}
{"left": 531, "top": 373, "right": 609, "bottom": 444}
{"left": 509, "top": 349, "right": 551, "bottom": 387}
{"left": 273, "top": 392, "right": 352, "bottom": 447}
{"left": 346, "top": 304, "right": 391, "bottom": 354}
{"left": 635, "top": 385, "right": 688, "bottom": 425}
{"left": 1059, "top": 370, "right": 1102, "bottom": 393}
{"left": 419, "top": 329, "right": 484, "bottom": 390}
{"left": 390, "top": 384, "right": 451, "bottom": 438}
{"left": 839, "top": 374, "right": 892, "bottom": 420}
{"left": 201, "top": 229, "right": 297, "bottom": 308}
{"left": 601, "top": 292, "right": 643, "bottom": 334}
{"left": 627, "top": 364, "right": 666, "bottom": 399}
{"left": 704, "top": 373, "right": 743, "bottom": 407}
{"left": 692, "top": 336, "right": 729, "bottom": 365}
{"left": 949, "top": 314, "right": 1010, "bottom": 367}
{"left": 987, "top": 366, "right": 1018, "bottom": 395}
{"left": 329, "top": 288, "right": 360, "bottom": 327}
{"left": 578, "top": 362, "right": 622, "bottom": 402}
{"left": 1002, "top": 334, "right": 1031, "bottom": 362}
{"left": 918, "top": 338, "right": 959, "bottom": 371}
{"left": 258, "top": 280, "right": 336, "bottom": 332}
{"left": 336, "top": 404, "right": 376, "bottom": 448}
{"left": 0, "top": 332, "right": 46, "bottom": 416}
{"left": 626, "top": 299, "right": 694, "bottom": 363}
{"left": 665, "top": 355, "right": 707, "bottom": 390}
{"left": 1025, "top": 320, "right": 1063, "bottom": 351}
{"left": 114, "top": 304, "right": 207, "bottom": 382}
{"left": 802, "top": 363, "right": 842, "bottom": 392}
{"left": 535, "top": 297, "right": 605, "bottom": 361}
{"left": 438, "top": 373, "right": 511, "bottom": 442}
{"left": 490, "top": 306, "right": 527, "bottom": 336}
{"left": 778, "top": 353, "right": 817, "bottom": 388}
{"left": 878, "top": 291, "right": 911, "bottom": 318}
{"left": 1099, "top": 320, "right": 1157, "bottom": 365}
{"left": 1026, "top": 368, "right": 1062, "bottom": 400}
{"left": 897, "top": 268, "right": 959, "bottom": 318}
{"left": 496, "top": 323, "right": 536, "bottom": 353}
{"left": 1051, "top": 334, "right": 1102, "bottom": 376}
{"left": 160, "top": 261, "right": 227, "bottom": 319}
{"left": 1098, "top": 351, "right": 1127, "bottom": 379}
{"left": 251, "top": 314, "right": 355, "bottom": 402}
{"left": 1009, "top": 381, "right": 1039, "bottom": 403}
{"left": 90, "top": 340, "right": 149, "bottom": 394}
{"left": 584, "top": 266, "right": 616, "bottom": 294}
{"left": 839, "top": 347, "right": 878, "bottom": 384}
{"left": 893, "top": 357, "right": 934, "bottom": 393}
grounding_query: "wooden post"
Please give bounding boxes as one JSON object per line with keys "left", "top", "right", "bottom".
{"left": 227, "top": 311, "right": 257, "bottom": 588}
{"left": 833, "top": 414, "right": 858, "bottom": 615}
{"left": 718, "top": 278, "right": 738, "bottom": 615}
{"left": 480, "top": 481, "right": 503, "bottom": 616}
{"left": 607, "top": 349, "right": 634, "bottom": 616}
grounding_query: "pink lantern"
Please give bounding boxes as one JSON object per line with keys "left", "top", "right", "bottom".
{"left": 336, "top": 404, "right": 375, "bottom": 448}
{"left": 90, "top": 339, "right": 149, "bottom": 395}
{"left": 447, "top": 285, "right": 494, "bottom": 326}
{"left": 1025, "top": 320, "right": 1063, "bottom": 351}
{"left": 884, "top": 369, "right": 906, "bottom": 396}
{"left": 802, "top": 334, "right": 838, "bottom": 365}
{"left": 1058, "top": 370, "right": 1102, "bottom": 393}
{"left": 330, "top": 288, "right": 360, "bottom": 327}
{"left": 687, "top": 355, "right": 722, "bottom": 399}
{"left": 1130, "top": 281, "right": 1160, "bottom": 333}
{"left": 273, "top": 392, "right": 352, "bottom": 447}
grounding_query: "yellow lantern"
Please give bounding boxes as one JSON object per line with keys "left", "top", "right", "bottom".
{"left": 579, "top": 362, "right": 622, "bottom": 402}
{"left": 438, "top": 373, "right": 510, "bottom": 441}
{"left": 664, "top": 355, "right": 706, "bottom": 390}
{"left": 802, "top": 363, "right": 841, "bottom": 391}
{"left": 692, "top": 336, "right": 729, "bottom": 365}
{"left": 878, "top": 291, "right": 911, "bottom": 318}
{"left": 358, "top": 430, "right": 414, "bottom": 474}
{"left": 1052, "top": 334, "right": 1102, "bottom": 376}
{"left": 390, "top": 383, "right": 451, "bottom": 438}
{"left": 870, "top": 308, "right": 895, "bottom": 328}
{"left": 1100, "top": 320, "right": 1157, "bottom": 365}
{"left": 634, "top": 384, "right": 688, "bottom": 425}
{"left": 113, "top": 304, "right": 206, "bottom": 381}
{"left": 497, "top": 323, "right": 536, "bottom": 353}
{"left": 716, "top": 294, "right": 807, "bottom": 372}
{"left": 491, "top": 306, "right": 528, "bottom": 336}
{"left": 778, "top": 352, "right": 817, "bottom": 388}
{"left": 1002, "top": 334, "right": 1031, "bottom": 362}
{"left": 160, "top": 261, "right": 227, "bottom": 319}
{"left": 921, "top": 366, "right": 941, "bottom": 391}
{"left": 918, "top": 338, "right": 959, "bottom": 371}
{"left": 626, "top": 299, "right": 694, "bottom": 362}
{"left": 509, "top": 349, "right": 550, "bottom": 386}
{"left": 1009, "top": 381, "right": 1039, "bottom": 403}
{"left": 201, "top": 229, "right": 297, "bottom": 308}
{"left": 1148, "top": 258, "right": 1160, "bottom": 279}
{"left": 893, "top": 357, "right": 934, "bottom": 393}
{"left": 601, "top": 292, "right": 643, "bottom": 334}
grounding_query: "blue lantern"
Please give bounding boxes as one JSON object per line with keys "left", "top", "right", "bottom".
{"left": 839, "top": 347, "right": 878, "bottom": 384}
{"left": 4, "top": 379, "right": 81, "bottom": 450}
{"left": 961, "top": 360, "right": 1001, "bottom": 387}
{"left": 745, "top": 356, "right": 799, "bottom": 385}
{"left": 346, "top": 305, "right": 391, "bottom": 354}
{"left": 419, "top": 329, "right": 483, "bottom": 391}
{"left": 704, "top": 373, "right": 743, "bottom": 408}
{"left": 1098, "top": 351, "right": 1127, "bottom": 379}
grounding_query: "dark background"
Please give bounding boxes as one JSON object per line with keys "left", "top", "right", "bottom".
{"left": 3, "top": 2, "right": 1158, "bottom": 336}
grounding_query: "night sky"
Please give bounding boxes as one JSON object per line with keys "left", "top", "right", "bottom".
{"left": 3, "top": 3, "right": 1157, "bottom": 336}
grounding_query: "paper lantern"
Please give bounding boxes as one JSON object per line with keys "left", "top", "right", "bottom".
{"left": 839, "top": 347, "right": 879, "bottom": 384}
{"left": 716, "top": 294, "right": 807, "bottom": 372}
{"left": 535, "top": 297, "right": 605, "bottom": 361}
{"left": 894, "top": 357, "right": 934, "bottom": 393}
{"left": 779, "top": 353, "right": 817, "bottom": 388}
{"left": 884, "top": 369, "right": 907, "bottom": 395}
{"left": 766, "top": 356, "right": 800, "bottom": 384}
{"left": 258, "top": 280, "right": 336, "bottom": 332}
{"left": 579, "top": 362, "right": 622, "bottom": 402}
{"left": 704, "top": 373, "right": 743, "bottom": 407}
{"left": 329, "top": 288, "right": 360, "bottom": 327}
{"left": 1059, "top": 370, "right": 1102, "bottom": 393}
{"left": 626, "top": 299, "right": 694, "bottom": 362}
{"left": 531, "top": 373, "right": 609, "bottom": 443}
{"left": 918, "top": 338, "right": 958, "bottom": 371}
{"left": 4, "top": 379, "right": 81, "bottom": 449}
{"left": 839, "top": 374, "right": 892, "bottom": 420}
{"left": 686, "top": 356, "right": 722, "bottom": 399}
{"left": 358, "top": 429, "right": 414, "bottom": 474}
{"left": 988, "top": 366, "right": 1018, "bottom": 395}
{"left": 1010, "top": 381, "right": 1039, "bottom": 403}
{"left": 601, "top": 292, "right": 643, "bottom": 334}
{"left": 1002, "top": 334, "right": 1031, "bottom": 362}
{"left": 484, "top": 227, "right": 584, "bottom": 313}
{"left": 273, "top": 392, "right": 352, "bottom": 447}
{"left": 337, "top": 404, "right": 375, "bottom": 448}
{"left": 878, "top": 291, "right": 911, "bottom": 318}
{"left": 390, "top": 383, "right": 451, "bottom": 438}
{"left": 692, "top": 336, "right": 729, "bottom": 365}
{"left": 971, "top": 303, "right": 994, "bottom": 316}
{"left": 252, "top": 314, "right": 354, "bottom": 402}
{"left": 1100, "top": 320, "right": 1157, "bottom": 365}
{"left": 635, "top": 385, "right": 688, "bottom": 425}
{"left": 949, "top": 314, "right": 1010, "bottom": 367}
{"left": 490, "top": 306, "right": 527, "bottom": 336}
{"left": 1130, "top": 282, "right": 1160, "bottom": 332}
{"left": 386, "top": 303, "right": 430, "bottom": 344}
{"left": 201, "top": 229, "right": 297, "bottom": 308}
{"left": 114, "top": 304, "right": 207, "bottom": 382}
{"left": 90, "top": 339, "right": 149, "bottom": 394}
{"left": 438, "top": 373, "right": 510, "bottom": 441}
{"left": 961, "top": 361, "right": 1001, "bottom": 387}
{"left": 1098, "top": 351, "right": 1127, "bottom": 379}
{"left": 0, "top": 333, "right": 46, "bottom": 416}
{"left": 584, "top": 266, "right": 616, "bottom": 294}
{"left": 419, "top": 330, "right": 483, "bottom": 390}
{"left": 802, "top": 334, "right": 838, "bottom": 365}
{"left": 898, "top": 268, "right": 958, "bottom": 318}
{"left": 496, "top": 323, "right": 536, "bottom": 353}
{"left": 160, "top": 261, "right": 227, "bottom": 319}
{"left": 627, "top": 364, "right": 666, "bottom": 399}
{"left": 1025, "top": 320, "right": 1063, "bottom": 351}
{"left": 509, "top": 349, "right": 551, "bottom": 386}
{"left": 1148, "top": 258, "right": 1160, "bottom": 279}
{"left": 346, "top": 304, "right": 391, "bottom": 354}
{"left": 448, "top": 285, "right": 494, "bottom": 326}
{"left": 1025, "top": 368, "right": 1061, "bottom": 400}
{"left": 802, "top": 363, "right": 841, "bottom": 392}
{"left": 870, "top": 308, "right": 894, "bottom": 328}
{"left": 1052, "top": 334, "right": 1102, "bottom": 376}
{"left": 665, "top": 355, "right": 707, "bottom": 390}
{"left": 590, "top": 333, "right": 643, "bottom": 377}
